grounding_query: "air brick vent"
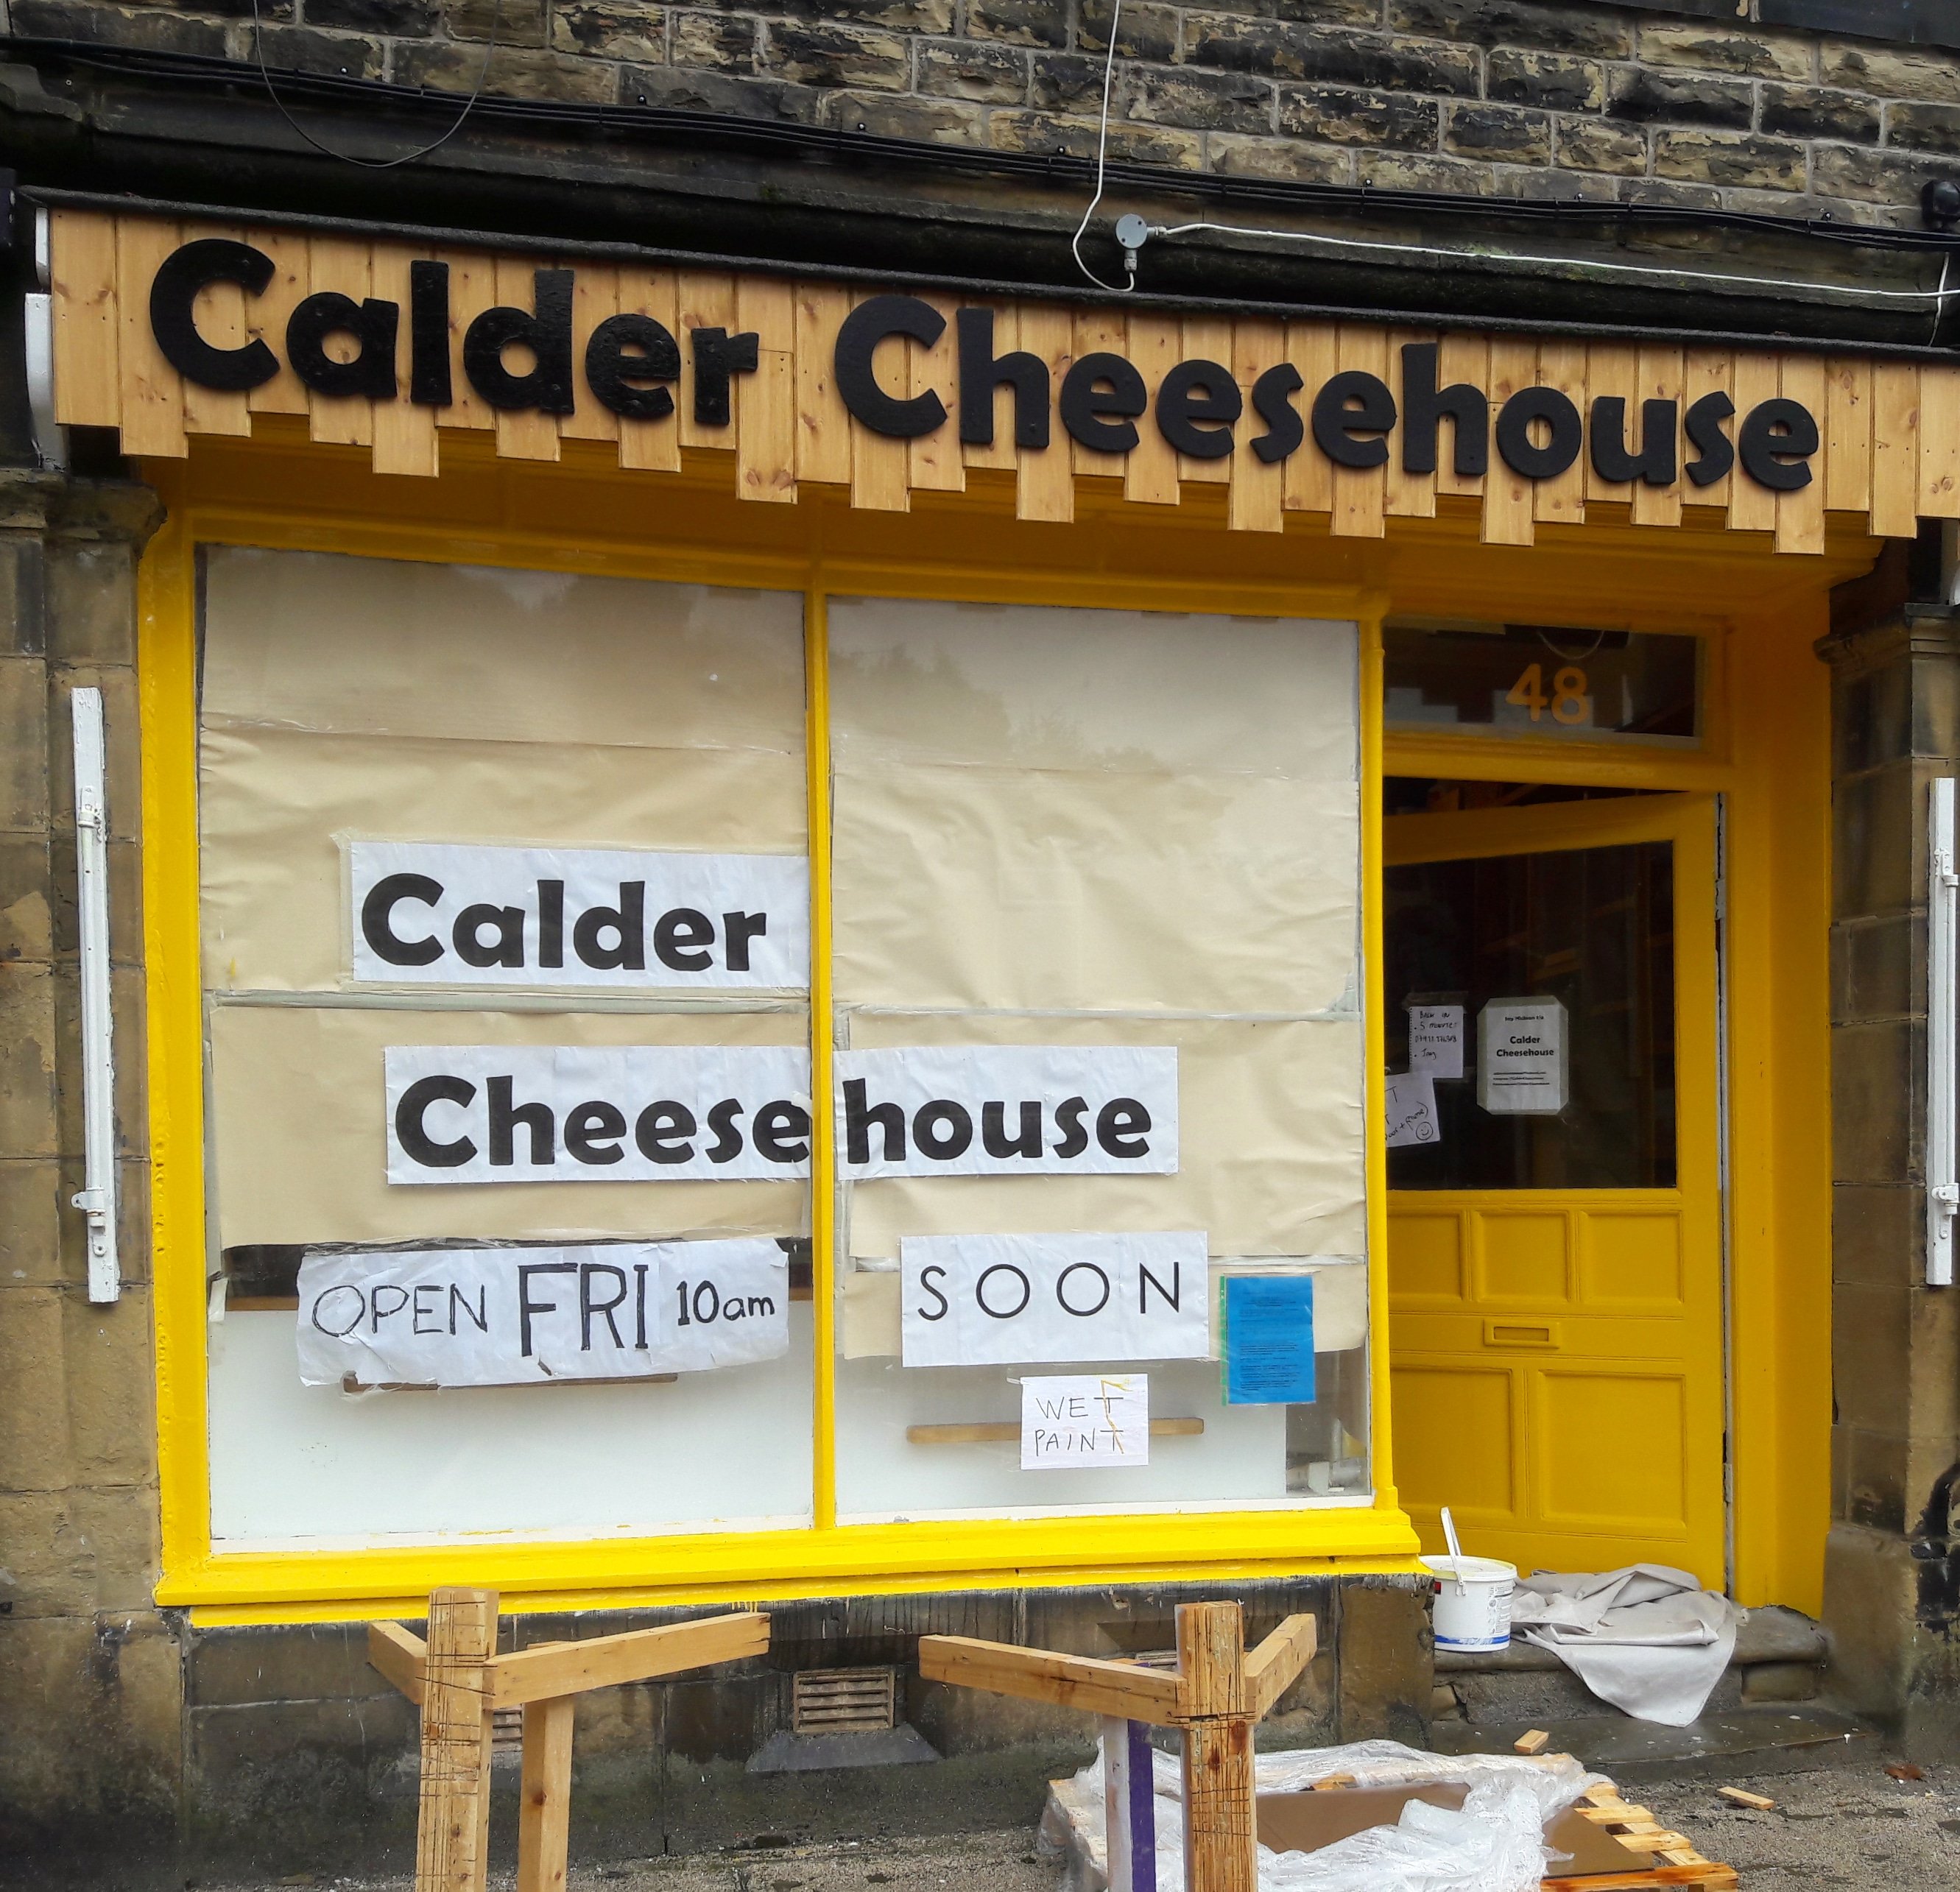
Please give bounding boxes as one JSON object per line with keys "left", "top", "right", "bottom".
{"left": 792, "top": 1666, "right": 898, "bottom": 1734}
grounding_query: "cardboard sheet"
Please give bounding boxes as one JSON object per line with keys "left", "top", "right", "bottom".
{"left": 208, "top": 1003, "right": 810, "bottom": 1247}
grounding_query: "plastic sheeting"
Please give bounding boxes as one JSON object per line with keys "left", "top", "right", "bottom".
{"left": 1050, "top": 1740, "right": 1605, "bottom": 1892}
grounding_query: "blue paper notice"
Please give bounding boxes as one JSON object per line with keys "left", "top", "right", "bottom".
{"left": 1222, "top": 1276, "right": 1316, "bottom": 1405}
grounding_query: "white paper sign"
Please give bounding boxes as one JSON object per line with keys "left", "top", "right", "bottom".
{"left": 1408, "top": 1004, "right": 1464, "bottom": 1080}
{"left": 1384, "top": 1071, "right": 1440, "bottom": 1148}
{"left": 1478, "top": 997, "right": 1568, "bottom": 1114}
{"left": 900, "top": 1232, "right": 1209, "bottom": 1366}
{"left": 296, "top": 1239, "right": 789, "bottom": 1386}
{"left": 1020, "top": 1374, "right": 1150, "bottom": 1470}
{"left": 348, "top": 841, "right": 808, "bottom": 990}
{"left": 836, "top": 1046, "right": 1177, "bottom": 1179}
{"left": 384, "top": 1044, "right": 813, "bottom": 1184}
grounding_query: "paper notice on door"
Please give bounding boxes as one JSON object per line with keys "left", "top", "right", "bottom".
{"left": 1385, "top": 1070, "right": 1439, "bottom": 1148}
{"left": 1408, "top": 1003, "right": 1464, "bottom": 1080}
{"left": 1020, "top": 1374, "right": 1149, "bottom": 1469}
{"left": 1478, "top": 996, "right": 1568, "bottom": 1114}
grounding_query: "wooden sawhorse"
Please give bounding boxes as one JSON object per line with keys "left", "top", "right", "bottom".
{"left": 370, "top": 1586, "right": 770, "bottom": 1892}
{"left": 920, "top": 1600, "right": 1315, "bottom": 1892}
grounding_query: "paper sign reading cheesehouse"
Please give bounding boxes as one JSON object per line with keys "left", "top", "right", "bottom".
{"left": 1478, "top": 997, "right": 1569, "bottom": 1115}
{"left": 348, "top": 841, "right": 809, "bottom": 989}
{"left": 296, "top": 1239, "right": 789, "bottom": 1386}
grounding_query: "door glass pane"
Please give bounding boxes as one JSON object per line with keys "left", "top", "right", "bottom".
{"left": 1384, "top": 840, "right": 1676, "bottom": 1190}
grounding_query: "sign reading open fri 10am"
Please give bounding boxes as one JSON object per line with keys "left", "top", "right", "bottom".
{"left": 50, "top": 208, "right": 1955, "bottom": 554}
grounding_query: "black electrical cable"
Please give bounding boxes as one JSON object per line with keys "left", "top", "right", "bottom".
{"left": 15, "top": 35, "right": 1960, "bottom": 262}
{"left": 244, "top": 0, "right": 499, "bottom": 170}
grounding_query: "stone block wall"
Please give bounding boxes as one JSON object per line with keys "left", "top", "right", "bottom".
{"left": 0, "top": 471, "right": 177, "bottom": 1852}
{"left": 1820, "top": 552, "right": 1960, "bottom": 1759}
{"left": 13, "top": 0, "right": 1960, "bottom": 225}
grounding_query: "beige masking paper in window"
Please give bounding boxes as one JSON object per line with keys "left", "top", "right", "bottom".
{"left": 828, "top": 598, "right": 1357, "bottom": 1015}
{"left": 208, "top": 1004, "right": 810, "bottom": 1249}
{"left": 199, "top": 549, "right": 805, "bottom": 995}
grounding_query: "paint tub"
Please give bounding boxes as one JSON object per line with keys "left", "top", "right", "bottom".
{"left": 1419, "top": 1553, "right": 1516, "bottom": 1652}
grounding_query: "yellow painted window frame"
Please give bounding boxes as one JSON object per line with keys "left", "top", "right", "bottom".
{"left": 138, "top": 465, "right": 1419, "bottom": 1625}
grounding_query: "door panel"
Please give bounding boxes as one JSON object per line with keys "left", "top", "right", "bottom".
{"left": 1384, "top": 795, "right": 1724, "bottom": 1587}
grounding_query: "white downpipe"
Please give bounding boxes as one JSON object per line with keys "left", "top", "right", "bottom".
{"left": 1928, "top": 776, "right": 1958, "bottom": 1288}
{"left": 70, "top": 688, "right": 120, "bottom": 1305}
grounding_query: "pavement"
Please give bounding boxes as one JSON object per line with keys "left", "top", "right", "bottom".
{"left": 183, "top": 1743, "right": 1960, "bottom": 1891}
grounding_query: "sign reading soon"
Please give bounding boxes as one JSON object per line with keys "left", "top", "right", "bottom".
{"left": 900, "top": 1232, "right": 1209, "bottom": 1367}
{"left": 295, "top": 1238, "right": 789, "bottom": 1386}
{"left": 349, "top": 841, "right": 809, "bottom": 990}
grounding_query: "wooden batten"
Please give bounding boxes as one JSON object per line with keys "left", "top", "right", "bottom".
{"left": 45, "top": 205, "right": 1950, "bottom": 554}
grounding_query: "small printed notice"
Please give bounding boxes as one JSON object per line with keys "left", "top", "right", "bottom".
{"left": 1384, "top": 1070, "right": 1439, "bottom": 1148}
{"left": 348, "top": 841, "right": 808, "bottom": 990}
{"left": 295, "top": 1238, "right": 789, "bottom": 1387}
{"left": 1477, "top": 996, "right": 1568, "bottom": 1115}
{"left": 1408, "top": 1004, "right": 1464, "bottom": 1080}
{"left": 1222, "top": 1275, "right": 1316, "bottom": 1405}
{"left": 900, "top": 1232, "right": 1209, "bottom": 1367}
{"left": 1020, "top": 1374, "right": 1150, "bottom": 1470}
{"left": 836, "top": 1045, "right": 1178, "bottom": 1179}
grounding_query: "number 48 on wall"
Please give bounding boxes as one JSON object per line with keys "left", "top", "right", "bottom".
{"left": 1506, "top": 663, "right": 1591, "bottom": 727}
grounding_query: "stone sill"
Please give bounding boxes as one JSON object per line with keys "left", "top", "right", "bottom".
{"left": 1436, "top": 1605, "right": 1828, "bottom": 1673}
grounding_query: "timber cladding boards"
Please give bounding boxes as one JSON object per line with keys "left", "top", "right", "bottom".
{"left": 24, "top": 0, "right": 1960, "bottom": 227}
{"left": 48, "top": 210, "right": 1954, "bottom": 554}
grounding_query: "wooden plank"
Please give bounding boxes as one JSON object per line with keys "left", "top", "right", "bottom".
{"left": 1681, "top": 350, "right": 1733, "bottom": 510}
{"left": 677, "top": 269, "right": 738, "bottom": 451}
{"left": 1229, "top": 317, "right": 1287, "bottom": 533}
{"left": 1730, "top": 351, "right": 1785, "bottom": 535}
{"left": 493, "top": 255, "right": 560, "bottom": 464}
{"left": 917, "top": 1635, "right": 1186, "bottom": 1726}
{"left": 1434, "top": 331, "right": 1488, "bottom": 501}
{"left": 1016, "top": 303, "right": 1076, "bottom": 523}
{"left": 177, "top": 223, "right": 254, "bottom": 440}
{"left": 1383, "top": 328, "right": 1437, "bottom": 520}
{"left": 1919, "top": 361, "right": 1960, "bottom": 521}
{"left": 369, "top": 1620, "right": 429, "bottom": 1706}
{"left": 514, "top": 1695, "right": 576, "bottom": 1892}
{"left": 908, "top": 1418, "right": 1205, "bottom": 1444}
{"left": 244, "top": 226, "right": 312, "bottom": 417}
{"left": 616, "top": 267, "right": 681, "bottom": 473}
{"left": 1541, "top": 1872, "right": 1737, "bottom": 1892}
{"left": 115, "top": 217, "right": 188, "bottom": 458}
{"left": 1071, "top": 306, "right": 1130, "bottom": 481}
{"left": 490, "top": 1612, "right": 769, "bottom": 1709}
{"left": 370, "top": 244, "right": 440, "bottom": 478}
{"left": 1176, "top": 1603, "right": 1254, "bottom": 1892}
{"left": 1777, "top": 352, "right": 1829, "bottom": 554}
{"left": 1283, "top": 322, "right": 1339, "bottom": 515}
{"left": 50, "top": 210, "right": 121, "bottom": 429}
{"left": 794, "top": 280, "right": 853, "bottom": 484}
{"left": 561, "top": 263, "right": 621, "bottom": 444}
{"left": 1242, "top": 1614, "right": 1316, "bottom": 1720}
{"left": 1629, "top": 346, "right": 1684, "bottom": 529}
{"left": 442, "top": 249, "right": 497, "bottom": 431}
{"left": 738, "top": 274, "right": 799, "bottom": 503}
{"left": 1178, "top": 317, "right": 1234, "bottom": 484}
{"left": 1481, "top": 337, "right": 1537, "bottom": 547}
{"left": 1583, "top": 342, "right": 1638, "bottom": 504}
{"left": 906, "top": 289, "right": 963, "bottom": 495}
{"left": 1534, "top": 339, "right": 1587, "bottom": 526}
{"left": 306, "top": 236, "right": 374, "bottom": 449}
{"left": 414, "top": 1587, "right": 498, "bottom": 1892}
{"left": 1330, "top": 324, "right": 1389, "bottom": 538}
{"left": 1124, "top": 312, "right": 1183, "bottom": 505}
{"left": 1825, "top": 356, "right": 1872, "bottom": 514}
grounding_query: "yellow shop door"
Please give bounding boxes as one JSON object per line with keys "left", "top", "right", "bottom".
{"left": 1383, "top": 793, "right": 1725, "bottom": 1588}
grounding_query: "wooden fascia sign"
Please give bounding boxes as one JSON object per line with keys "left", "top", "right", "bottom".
{"left": 49, "top": 207, "right": 1960, "bottom": 552}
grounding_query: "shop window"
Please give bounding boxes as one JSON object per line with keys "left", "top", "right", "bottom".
{"left": 197, "top": 548, "right": 814, "bottom": 1542}
{"left": 828, "top": 599, "right": 1371, "bottom": 1518}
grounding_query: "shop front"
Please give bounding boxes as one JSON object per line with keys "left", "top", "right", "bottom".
{"left": 35, "top": 197, "right": 1909, "bottom": 1829}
